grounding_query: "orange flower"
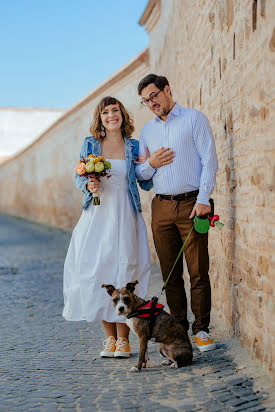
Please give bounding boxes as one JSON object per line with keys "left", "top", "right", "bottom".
{"left": 75, "top": 162, "right": 86, "bottom": 175}
{"left": 88, "top": 154, "right": 94, "bottom": 158}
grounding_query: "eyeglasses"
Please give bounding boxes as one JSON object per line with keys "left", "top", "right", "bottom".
{"left": 141, "top": 90, "right": 162, "bottom": 106}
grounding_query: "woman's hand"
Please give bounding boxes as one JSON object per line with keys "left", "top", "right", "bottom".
{"left": 135, "top": 146, "right": 151, "bottom": 164}
{"left": 87, "top": 177, "right": 99, "bottom": 193}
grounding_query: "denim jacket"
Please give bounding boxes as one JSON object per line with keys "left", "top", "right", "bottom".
{"left": 75, "top": 136, "right": 153, "bottom": 212}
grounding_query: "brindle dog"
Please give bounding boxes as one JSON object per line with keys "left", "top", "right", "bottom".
{"left": 102, "top": 280, "right": 193, "bottom": 371}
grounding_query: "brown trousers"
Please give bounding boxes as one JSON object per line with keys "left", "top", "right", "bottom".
{"left": 151, "top": 195, "right": 211, "bottom": 335}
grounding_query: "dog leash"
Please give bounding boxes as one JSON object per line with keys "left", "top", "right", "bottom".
{"left": 160, "top": 225, "right": 194, "bottom": 295}
{"left": 126, "top": 224, "right": 200, "bottom": 339}
{"left": 159, "top": 206, "right": 224, "bottom": 296}
{"left": 131, "top": 226, "right": 194, "bottom": 339}
{"left": 129, "top": 210, "right": 223, "bottom": 340}
{"left": 124, "top": 227, "right": 192, "bottom": 339}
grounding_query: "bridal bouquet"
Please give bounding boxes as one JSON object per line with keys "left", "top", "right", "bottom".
{"left": 75, "top": 155, "right": 111, "bottom": 205}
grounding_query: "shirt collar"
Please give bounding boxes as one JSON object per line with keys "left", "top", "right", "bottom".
{"left": 154, "top": 102, "right": 180, "bottom": 122}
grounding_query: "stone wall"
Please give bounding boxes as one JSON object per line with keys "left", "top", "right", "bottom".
{"left": 139, "top": 0, "right": 275, "bottom": 377}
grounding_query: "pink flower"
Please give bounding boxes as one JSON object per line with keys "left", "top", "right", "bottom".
{"left": 75, "top": 162, "right": 86, "bottom": 176}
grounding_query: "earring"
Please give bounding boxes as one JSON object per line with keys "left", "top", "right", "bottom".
{"left": 100, "top": 124, "right": 105, "bottom": 137}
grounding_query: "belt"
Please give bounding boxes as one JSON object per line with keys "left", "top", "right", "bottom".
{"left": 156, "top": 190, "right": 199, "bottom": 201}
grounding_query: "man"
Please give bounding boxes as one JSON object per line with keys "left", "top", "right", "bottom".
{"left": 135, "top": 74, "right": 218, "bottom": 352}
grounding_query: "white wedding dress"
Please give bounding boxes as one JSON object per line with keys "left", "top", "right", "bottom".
{"left": 62, "top": 159, "right": 151, "bottom": 323}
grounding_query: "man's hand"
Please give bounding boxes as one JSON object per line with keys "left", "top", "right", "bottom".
{"left": 189, "top": 203, "right": 211, "bottom": 219}
{"left": 148, "top": 147, "right": 175, "bottom": 168}
{"left": 87, "top": 177, "right": 99, "bottom": 194}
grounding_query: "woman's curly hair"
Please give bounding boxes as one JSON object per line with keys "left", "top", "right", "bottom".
{"left": 89, "top": 96, "right": 134, "bottom": 140}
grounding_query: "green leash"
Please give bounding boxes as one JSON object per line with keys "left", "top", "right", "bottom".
{"left": 161, "top": 225, "right": 194, "bottom": 294}
{"left": 160, "top": 210, "right": 224, "bottom": 295}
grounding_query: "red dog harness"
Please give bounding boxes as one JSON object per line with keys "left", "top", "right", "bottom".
{"left": 126, "top": 297, "right": 164, "bottom": 339}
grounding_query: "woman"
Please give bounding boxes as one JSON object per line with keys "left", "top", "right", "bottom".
{"left": 62, "top": 96, "right": 152, "bottom": 358}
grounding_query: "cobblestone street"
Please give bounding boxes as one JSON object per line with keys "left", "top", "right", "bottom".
{"left": 0, "top": 214, "right": 274, "bottom": 411}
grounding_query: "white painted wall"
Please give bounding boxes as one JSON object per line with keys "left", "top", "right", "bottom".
{"left": 0, "top": 108, "right": 65, "bottom": 158}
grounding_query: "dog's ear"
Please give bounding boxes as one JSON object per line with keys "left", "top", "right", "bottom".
{"left": 101, "top": 284, "right": 116, "bottom": 296}
{"left": 125, "top": 280, "right": 138, "bottom": 293}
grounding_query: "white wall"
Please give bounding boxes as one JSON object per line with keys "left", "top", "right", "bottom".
{"left": 0, "top": 108, "right": 65, "bottom": 158}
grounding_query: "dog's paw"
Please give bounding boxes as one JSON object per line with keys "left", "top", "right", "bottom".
{"left": 170, "top": 362, "right": 178, "bottom": 369}
{"left": 129, "top": 366, "right": 139, "bottom": 372}
{"left": 161, "top": 359, "right": 173, "bottom": 366}
{"left": 142, "top": 362, "right": 147, "bottom": 368}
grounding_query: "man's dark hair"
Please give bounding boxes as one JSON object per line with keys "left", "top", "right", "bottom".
{"left": 137, "top": 74, "right": 170, "bottom": 95}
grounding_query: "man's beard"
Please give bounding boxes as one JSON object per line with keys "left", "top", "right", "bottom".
{"left": 160, "top": 107, "right": 170, "bottom": 117}
{"left": 156, "top": 105, "right": 170, "bottom": 118}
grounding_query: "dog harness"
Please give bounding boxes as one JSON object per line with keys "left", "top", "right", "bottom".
{"left": 126, "top": 296, "right": 164, "bottom": 340}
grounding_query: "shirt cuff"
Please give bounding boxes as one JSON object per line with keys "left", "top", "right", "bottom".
{"left": 196, "top": 191, "right": 210, "bottom": 206}
{"left": 143, "top": 159, "right": 157, "bottom": 179}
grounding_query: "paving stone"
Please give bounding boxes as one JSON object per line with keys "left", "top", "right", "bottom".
{"left": 41, "top": 406, "right": 63, "bottom": 412}
{"left": 214, "top": 392, "right": 233, "bottom": 402}
{"left": 209, "top": 383, "right": 228, "bottom": 392}
{"left": 197, "top": 400, "right": 225, "bottom": 411}
{"left": 0, "top": 214, "right": 274, "bottom": 412}
{"left": 241, "top": 395, "right": 261, "bottom": 403}
{"left": 234, "top": 400, "right": 262, "bottom": 411}
{"left": 225, "top": 397, "right": 253, "bottom": 407}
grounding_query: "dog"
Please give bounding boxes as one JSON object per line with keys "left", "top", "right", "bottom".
{"left": 102, "top": 280, "right": 193, "bottom": 371}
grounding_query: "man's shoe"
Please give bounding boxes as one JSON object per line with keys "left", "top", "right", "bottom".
{"left": 100, "top": 336, "right": 116, "bottom": 357}
{"left": 114, "top": 337, "right": 131, "bottom": 358}
{"left": 195, "top": 331, "right": 216, "bottom": 352}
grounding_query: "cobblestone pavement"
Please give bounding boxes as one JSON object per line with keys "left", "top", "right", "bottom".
{"left": 0, "top": 214, "right": 274, "bottom": 412}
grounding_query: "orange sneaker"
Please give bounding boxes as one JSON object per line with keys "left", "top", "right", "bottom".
{"left": 114, "top": 337, "right": 131, "bottom": 358}
{"left": 100, "top": 336, "right": 116, "bottom": 357}
{"left": 195, "top": 331, "right": 216, "bottom": 352}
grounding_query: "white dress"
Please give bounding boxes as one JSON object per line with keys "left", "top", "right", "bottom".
{"left": 62, "top": 159, "right": 151, "bottom": 323}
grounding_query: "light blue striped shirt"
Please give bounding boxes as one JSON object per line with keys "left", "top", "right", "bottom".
{"left": 135, "top": 103, "right": 218, "bottom": 205}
